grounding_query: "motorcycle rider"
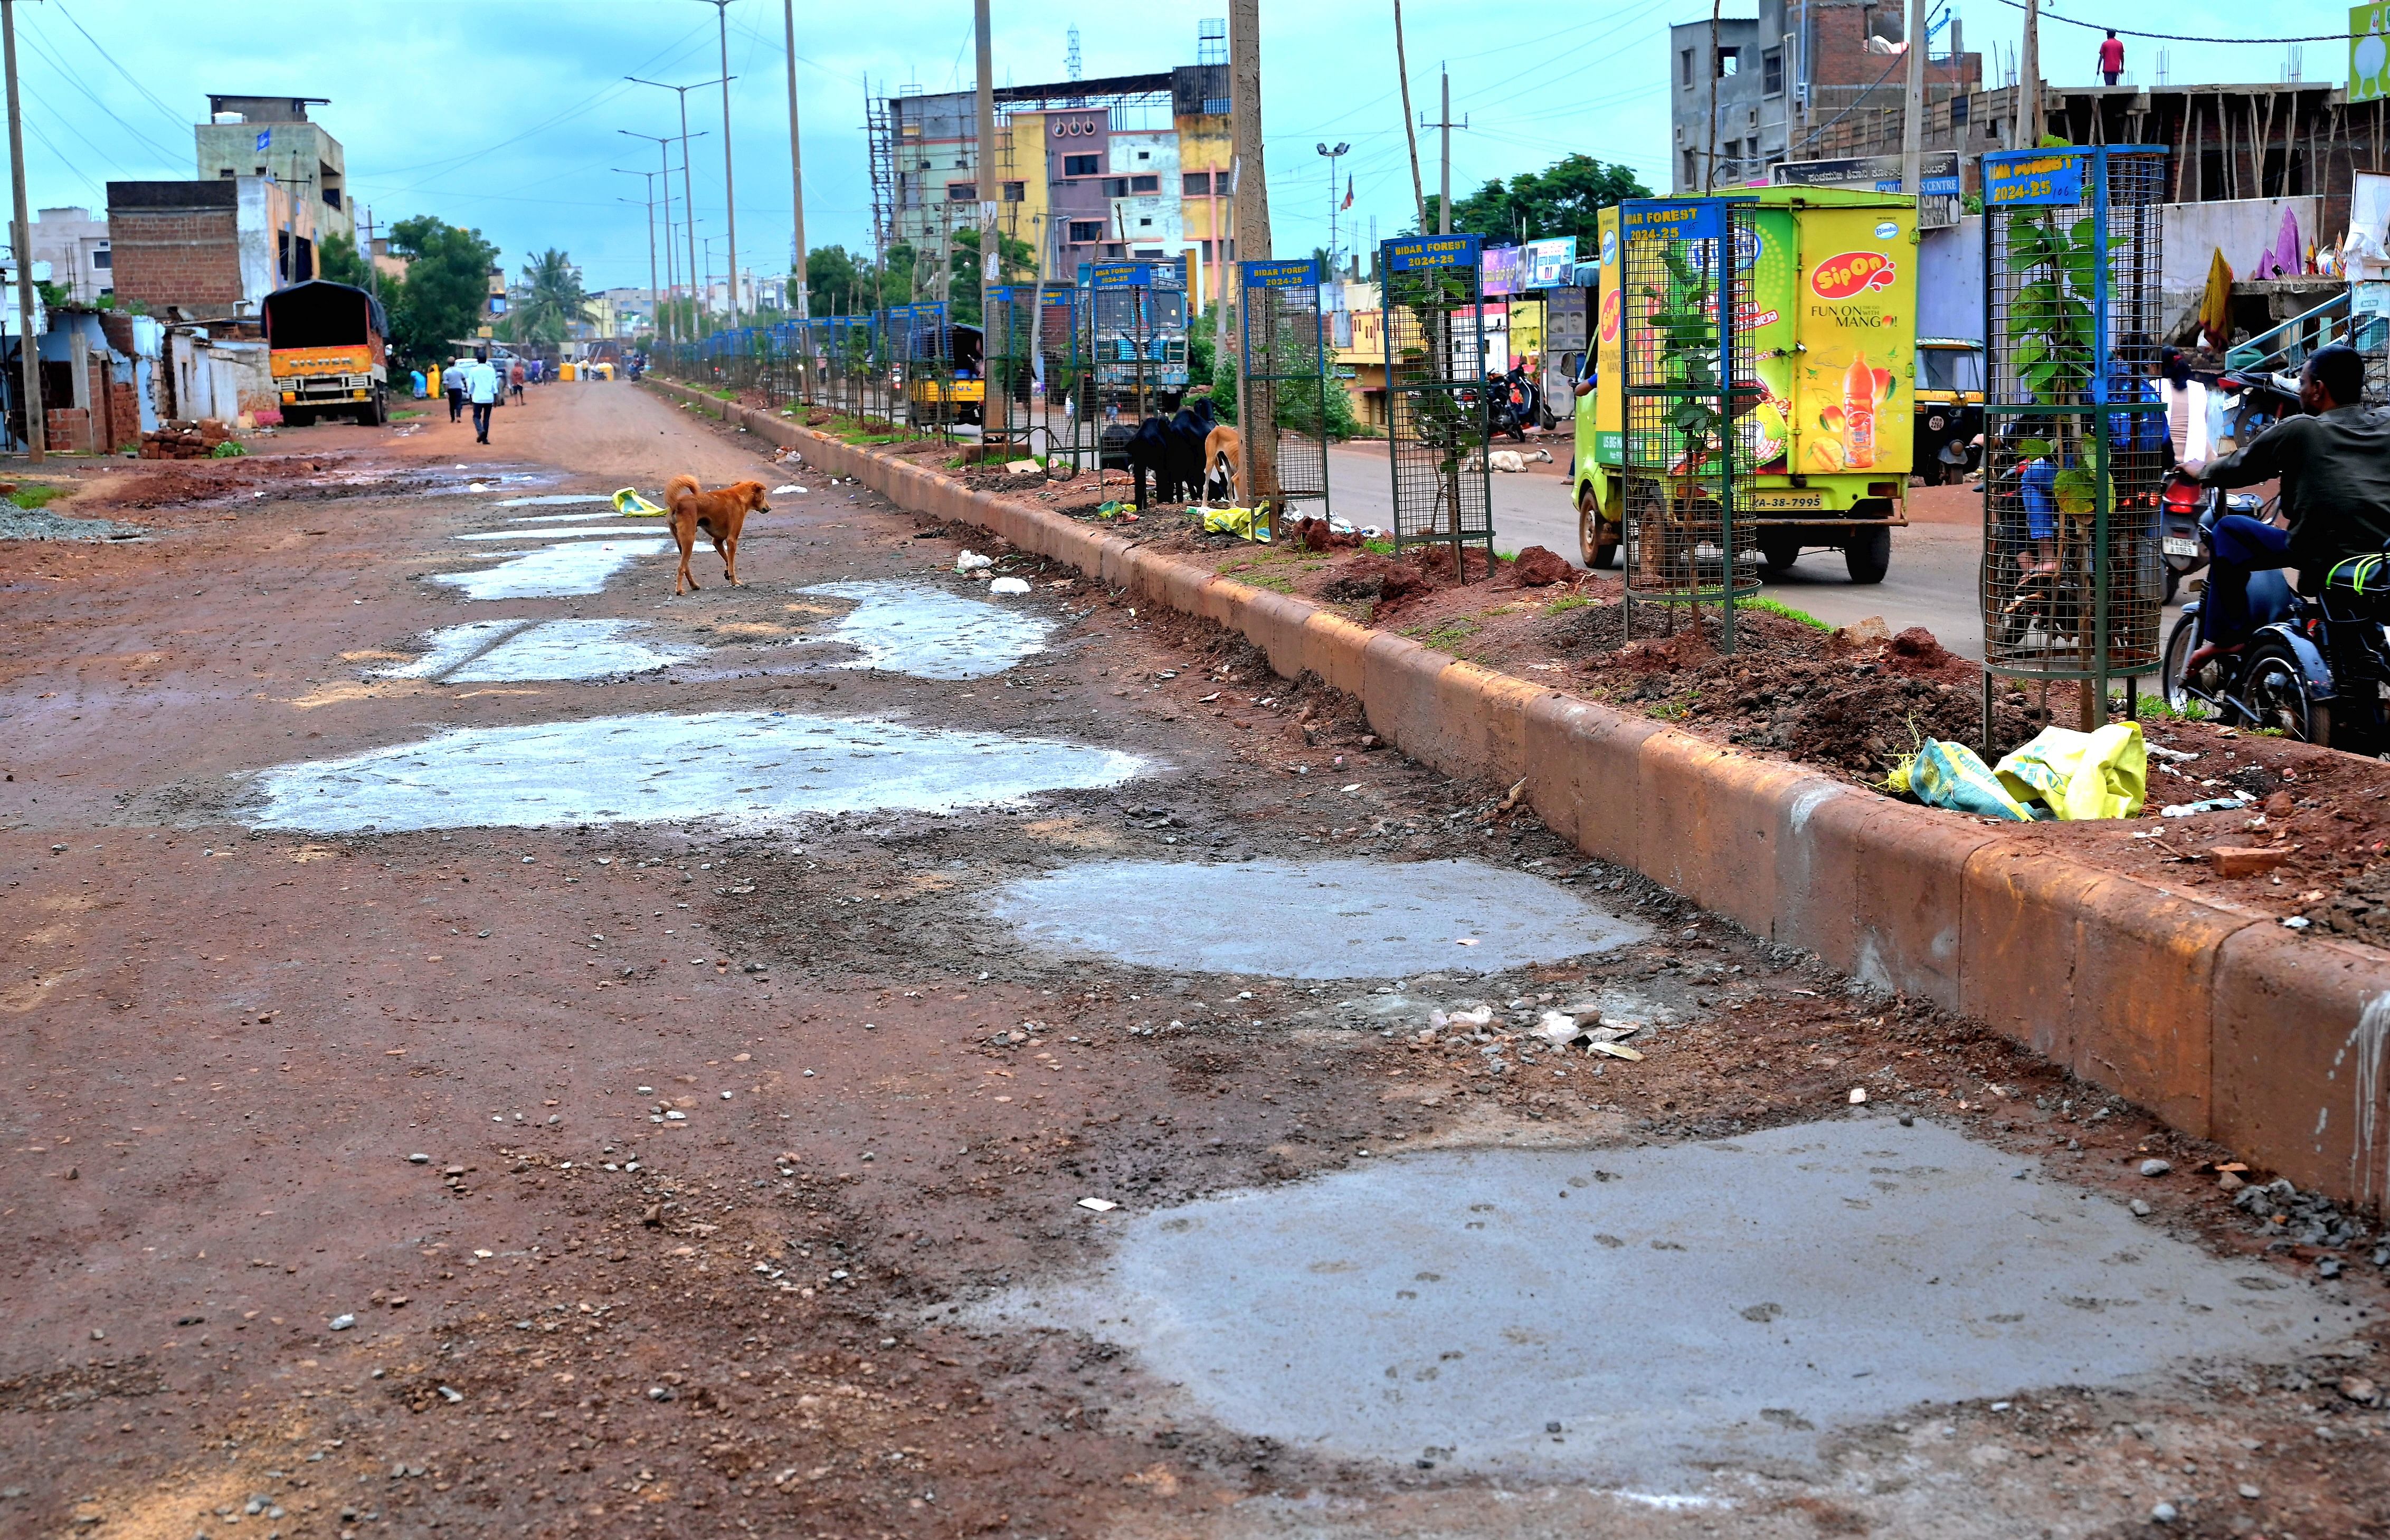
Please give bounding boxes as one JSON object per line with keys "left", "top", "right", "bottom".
{"left": 2181, "top": 345, "right": 2390, "bottom": 674}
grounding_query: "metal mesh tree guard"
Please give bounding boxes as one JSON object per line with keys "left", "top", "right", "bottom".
{"left": 1240, "top": 258, "right": 1330, "bottom": 515}
{"left": 1618, "top": 198, "right": 1763, "bottom": 649}
{"left": 1979, "top": 147, "right": 2168, "bottom": 736}
{"left": 1037, "top": 284, "right": 1084, "bottom": 470}
{"left": 1380, "top": 234, "right": 1493, "bottom": 571}
{"left": 1087, "top": 259, "right": 1189, "bottom": 464}
{"left": 981, "top": 284, "right": 1031, "bottom": 451}
{"left": 900, "top": 302, "right": 952, "bottom": 438}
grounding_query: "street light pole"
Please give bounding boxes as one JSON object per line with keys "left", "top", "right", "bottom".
{"left": 694, "top": 1, "right": 741, "bottom": 332}
{"left": 783, "top": 0, "right": 808, "bottom": 320}
{"left": 628, "top": 75, "right": 729, "bottom": 339}
{"left": 614, "top": 169, "right": 662, "bottom": 348}
{"left": 618, "top": 128, "right": 690, "bottom": 343}
{"left": 1316, "top": 140, "right": 1348, "bottom": 271}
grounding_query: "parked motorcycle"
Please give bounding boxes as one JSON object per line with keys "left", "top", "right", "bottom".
{"left": 1501, "top": 365, "right": 1553, "bottom": 433}
{"left": 2160, "top": 493, "right": 2390, "bottom": 750}
{"left": 1484, "top": 371, "right": 1527, "bottom": 442}
{"left": 2155, "top": 469, "right": 2263, "bottom": 605}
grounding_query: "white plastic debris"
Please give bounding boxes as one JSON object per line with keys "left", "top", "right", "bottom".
{"left": 1430, "top": 1004, "right": 1495, "bottom": 1031}
{"left": 988, "top": 576, "right": 1032, "bottom": 595}
{"left": 1006, "top": 459, "right": 1044, "bottom": 475}
{"left": 328, "top": 1314, "right": 357, "bottom": 1331}
{"left": 955, "top": 550, "right": 994, "bottom": 574}
{"left": 1848, "top": 1087, "right": 1869, "bottom": 1105}
{"left": 1076, "top": 1197, "right": 1120, "bottom": 1213}
{"left": 1530, "top": 1011, "right": 1582, "bottom": 1048}
{"left": 772, "top": 483, "right": 801, "bottom": 495}
{"left": 2161, "top": 793, "right": 2254, "bottom": 817}
{"left": 467, "top": 482, "right": 487, "bottom": 492}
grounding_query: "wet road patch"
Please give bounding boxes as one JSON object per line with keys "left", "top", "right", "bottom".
{"left": 494, "top": 493, "right": 614, "bottom": 507}
{"left": 988, "top": 857, "right": 1646, "bottom": 977}
{"left": 376, "top": 619, "right": 700, "bottom": 682}
{"left": 428, "top": 538, "right": 668, "bottom": 600}
{"left": 995, "top": 1118, "right": 2352, "bottom": 1487}
{"left": 455, "top": 525, "right": 657, "bottom": 542}
{"left": 799, "top": 580, "right": 1054, "bottom": 680}
{"left": 245, "top": 710, "right": 1150, "bottom": 833}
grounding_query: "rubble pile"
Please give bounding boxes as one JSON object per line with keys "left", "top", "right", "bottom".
{"left": 138, "top": 419, "right": 236, "bottom": 460}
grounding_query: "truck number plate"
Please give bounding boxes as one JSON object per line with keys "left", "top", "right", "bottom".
{"left": 2162, "top": 536, "right": 2201, "bottom": 558}
{"left": 1744, "top": 490, "right": 1826, "bottom": 512}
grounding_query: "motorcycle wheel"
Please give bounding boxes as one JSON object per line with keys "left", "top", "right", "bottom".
{"left": 2159, "top": 610, "right": 2202, "bottom": 714}
{"left": 2242, "top": 636, "right": 2331, "bottom": 746}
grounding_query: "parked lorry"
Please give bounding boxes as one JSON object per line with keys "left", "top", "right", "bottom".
{"left": 262, "top": 279, "right": 390, "bottom": 427}
{"left": 1575, "top": 186, "right": 1917, "bottom": 583}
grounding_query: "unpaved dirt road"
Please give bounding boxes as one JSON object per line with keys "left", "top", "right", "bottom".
{"left": 3, "top": 382, "right": 2384, "bottom": 1540}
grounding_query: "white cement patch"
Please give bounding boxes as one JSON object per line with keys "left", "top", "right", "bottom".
{"left": 494, "top": 493, "right": 614, "bottom": 507}
{"left": 246, "top": 710, "right": 1151, "bottom": 833}
{"left": 376, "top": 619, "right": 701, "bottom": 682}
{"left": 800, "top": 580, "right": 1053, "bottom": 680}
{"left": 456, "top": 525, "right": 653, "bottom": 541}
{"left": 428, "top": 539, "right": 667, "bottom": 600}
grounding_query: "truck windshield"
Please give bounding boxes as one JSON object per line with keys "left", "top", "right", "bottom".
{"left": 263, "top": 284, "right": 377, "bottom": 349}
{"left": 1920, "top": 348, "right": 1983, "bottom": 393}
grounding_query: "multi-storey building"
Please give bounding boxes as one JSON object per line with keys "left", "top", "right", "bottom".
{"left": 193, "top": 96, "right": 354, "bottom": 246}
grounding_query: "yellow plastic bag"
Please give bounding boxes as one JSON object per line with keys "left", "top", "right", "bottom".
{"left": 1994, "top": 720, "right": 2147, "bottom": 821}
{"left": 1200, "top": 503, "right": 1272, "bottom": 543}
{"left": 613, "top": 486, "right": 667, "bottom": 518}
{"left": 1889, "top": 738, "right": 2035, "bottom": 822}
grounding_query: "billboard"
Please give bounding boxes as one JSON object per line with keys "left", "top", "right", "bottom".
{"left": 1523, "top": 236, "right": 1579, "bottom": 288}
{"left": 1771, "top": 152, "right": 1961, "bottom": 229}
{"left": 2357, "top": 4, "right": 2388, "bottom": 103}
{"left": 1481, "top": 245, "right": 1522, "bottom": 297}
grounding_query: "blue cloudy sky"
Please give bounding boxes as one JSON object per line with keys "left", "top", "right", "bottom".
{"left": 16, "top": 0, "right": 2330, "bottom": 294}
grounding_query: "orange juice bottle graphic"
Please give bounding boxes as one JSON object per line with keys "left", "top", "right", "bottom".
{"left": 1841, "top": 353, "right": 1877, "bottom": 470}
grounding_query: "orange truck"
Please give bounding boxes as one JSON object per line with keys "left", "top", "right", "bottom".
{"left": 262, "top": 279, "right": 390, "bottom": 427}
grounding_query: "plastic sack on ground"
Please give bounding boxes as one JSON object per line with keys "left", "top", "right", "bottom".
{"left": 1889, "top": 738, "right": 2035, "bottom": 822}
{"left": 613, "top": 487, "right": 667, "bottom": 517}
{"left": 1200, "top": 504, "right": 1272, "bottom": 543}
{"left": 1994, "top": 720, "right": 2147, "bottom": 821}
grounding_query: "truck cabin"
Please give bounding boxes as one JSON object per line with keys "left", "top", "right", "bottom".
{"left": 261, "top": 280, "right": 388, "bottom": 354}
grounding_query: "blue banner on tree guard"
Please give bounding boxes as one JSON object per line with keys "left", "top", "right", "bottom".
{"left": 1621, "top": 199, "right": 1726, "bottom": 242}
{"left": 985, "top": 286, "right": 1021, "bottom": 304}
{"left": 1382, "top": 234, "right": 1483, "bottom": 272}
{"left": 1093, "top": 262, "right": 1155, "bottom": 290}
{"left": 1241, "top": 258, "right": 1320, "bottom": 290}
{"left": 1983, "top": 151, "right": 2086, "bottom": 207}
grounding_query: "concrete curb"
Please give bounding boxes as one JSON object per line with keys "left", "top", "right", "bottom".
{"left": 647, "top": 376, "right": 2390, "bottom": 1211}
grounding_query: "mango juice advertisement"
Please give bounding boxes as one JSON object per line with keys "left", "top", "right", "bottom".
{"left": 1590, "top": 205, "right": 1622, "bottom": 464}
{"left": 1787, "top": 204, "right": 1913, "bottom": 478}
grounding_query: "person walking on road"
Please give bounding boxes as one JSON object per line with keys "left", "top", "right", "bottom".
{"left": 447, "top": 358, "right": 470, "bottom": 424}
{"left": 509, "top": 360, "right": 527, "bottom": 404}
{"left": 467, "top": 351, "right": 501, "bottom": 445}
{"left": 2098, "top": 30, "right": 2125, "bottom": 86}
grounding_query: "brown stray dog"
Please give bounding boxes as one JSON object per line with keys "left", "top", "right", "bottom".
{"left": 664, "top": 474, "right": 769, "bottom": 594}
{"left": 1199, "top": 424, "right": 1242, "bottom": 508}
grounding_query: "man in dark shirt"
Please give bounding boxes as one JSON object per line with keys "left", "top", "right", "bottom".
{"left": 2185, "top": 345, "right": 2390, "bottom": 671}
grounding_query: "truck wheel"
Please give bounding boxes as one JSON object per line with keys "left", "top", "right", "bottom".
{"left": 1759, "top": 531, "right": 1802, "bottom": 576}
{"left": 363, "top": 390, "right": 387, "bottom": 427}
{"left": 1844, "top": 521, "right": 1891, "bottom": 584}
{"left": 1577, "top": 486, "right": 1617, "bottom": 569}
{"left": 283, "top": 406, "right": 314, "bottom": 428}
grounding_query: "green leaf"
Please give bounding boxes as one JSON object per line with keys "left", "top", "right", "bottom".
{"left": 2013, "top": 336, "right": 2048, "bottom": 370}
{"left": 2053, "top": 468, "right": 2097, "bottom": 515}
{"left": 2017, "top": 437, "right": 2054, "bottom": 459}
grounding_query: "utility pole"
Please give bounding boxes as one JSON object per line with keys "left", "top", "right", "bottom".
{"left": 614, "top": 169, "right": 662, "bottom": 348}
{"left": 696, "top": 1, "right": 741, "bottom": 331}
{"left": 783, "top": 0, "right": 808, "bottom": 320}
{"left": 3, "top": 0, "right": 40, "bottom": 462}
{"left": 1900, "top": 0, "right": 1928, "bottom": 199}
{"left": 1704, "top": 0, "right": 1722, "bottom": 193}
{"left": 2021, "top": 0, "right": 2043, "bottom": 145}
{"left": 627, "top": 75, "right": 727, "bottom": 338}
{"left": 361, "top": 206, "right": 380, "bottom": 299}
{"left": 974, "top": 0, "right": 996, "bottom": 338}
{"left": 1421, "top": 70, "right": 1467, "bottom": 234}
{"left": 1228, "top": 0, "right": 1275, "bottom": 503}
{"left": 618, "top": 130, "right": 683, "bottom": 343}
{"left": 1391, "top": 0, "right": 1426, "bottom": 231}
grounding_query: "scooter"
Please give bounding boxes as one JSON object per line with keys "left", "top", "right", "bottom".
{"left": 2160, "top": 497, "right": 2390, "bottom": 750}
{"left": 1484, "top": 372, "right": 1526, "bottom": 442}
{"left": 1502, "top": 365, "right": 1552, "bottom": 433}
{"left": 2156, "top": 469, "right": 2263, "bottom": 605}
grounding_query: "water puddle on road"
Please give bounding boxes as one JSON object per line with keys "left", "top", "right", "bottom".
{"left": 428, "top": 539, "right": 668, "bottom": 600}
{"left": 799, "top": 581, "right": 1052, "bottom": 680}
{"left": 495, "top": 493, "right": 614, "bottom": 507}
{"left": 988, "top": 857, "right": 1645, "bottom": 977}
{"left": 376, "top": 619, "right": 700, "bottom": 682}
{"left": 245, "top": 710, "right": 1150, "bottom": 833}
{"left": 455, "top": 525, "right": 652, "bottom": 541}
{"left": 989, "top": 1118, "right": 2353, "bottom": 1487}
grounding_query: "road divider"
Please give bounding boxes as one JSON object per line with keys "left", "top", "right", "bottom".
{"left": 647, "top": 376, "right": 2390, "bottom": 1212}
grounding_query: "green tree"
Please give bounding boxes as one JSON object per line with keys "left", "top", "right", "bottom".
{"left": 941, "top": 227, "right": 1039, "bottom": 326}
{"left": 513, "top": 249, "right": 589, "bottom": 347}
{"left": 383, "top": 216, "right": 499, "bottom": 366}
{"left": 1419, "top": 153, "right": 1649, "bottom": 249}
{"left": 317, "top": 231, "right": 373, "bottom": 289}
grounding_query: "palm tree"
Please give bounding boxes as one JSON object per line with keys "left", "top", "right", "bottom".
{"left": 515, "top": 249, "right": 589, "bottom": 346}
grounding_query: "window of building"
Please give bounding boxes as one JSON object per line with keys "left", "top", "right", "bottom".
{"left": 1683, "top": 147, "right": 1700, "bottom": 185}
{"left": 91, "top": 246, "right": 110, "bottom": 270}
{"left": 323, "top": 186, "right": 342, "bottom": 210}
{"left": 1003, "top": 180, "right": 1025, "bottom": 201}
{"left": 1068, "top": 220, "right": 1105, "bottom": 243}
{"left": 1130, "top": 174, "right": 1159, "bottom": 193}
{"left": 1183, "top": 170, "right": 1212, "bottom": 195}
{"left": 1103, "top": 177, "right": 1129, "bottom": 197}
{"left": 1063, "top": 153, "right": 1100, "bottom": 176}
{"left": 946, "top": 181, "right": 977, "bottom": 202}
{"left": 1716, "top": 47, "right": 1739, "bottom": 76}
{"left": 219, "top": 167, "right": 235, "bottom": 178}
{"left": 1762, "top": 47, "right": 1783, "bottom": 95}
{"left": 1137, "top": 215, "right": 1154, "bottom": 228}
{"left": 1202, "top": 96, "right": 1230, "bottom": 115}
{"left": 1680, "top": 48, "right": 1694, "bottom": 87}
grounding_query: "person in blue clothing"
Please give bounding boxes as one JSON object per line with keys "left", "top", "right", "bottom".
{"left": 410, "top": 367, "right": 426, "bottom": 400}
{"left": 466, "top": 350, "right": 501, "bottom": 444}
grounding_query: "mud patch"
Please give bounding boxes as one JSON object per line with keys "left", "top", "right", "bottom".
{"left": 243, "top": 710, "right": 1151, "bottom": 833}
{"left": 799, "top": 579, "right": 1054, "bottom": 679}
{"left": 426, "top": 538, "right": 667, "bottom": 599}
{"left": 987, "top": 857, "right": 1646, "bottom": 977}
{"left": 991, "top": 1118, "right": 2355, "bottom": 1487}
